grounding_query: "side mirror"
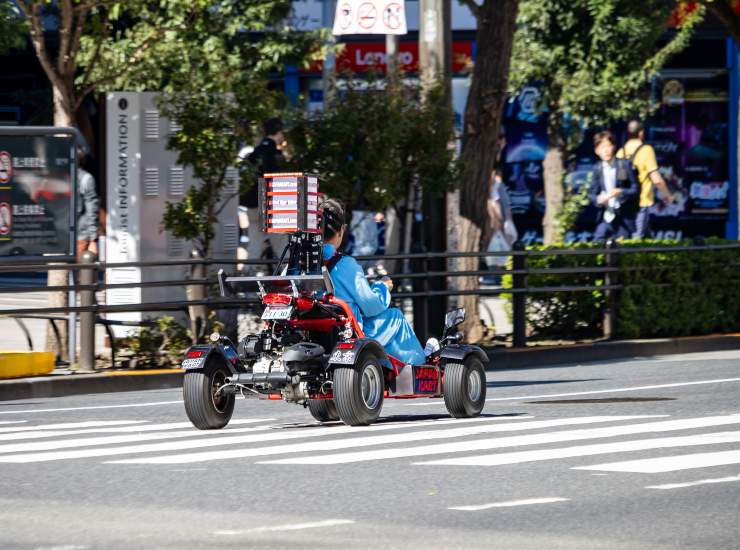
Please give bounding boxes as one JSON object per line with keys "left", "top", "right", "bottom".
{"left": 443, "top": 307, "right": 465, "bottom": 337}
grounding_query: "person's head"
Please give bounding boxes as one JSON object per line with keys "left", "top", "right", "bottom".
{"left": 594, "top": 130, "right": 616, "bottom": 162}
{"left": 321, "top": 198, "right": 346, "bottom": 245}
{"left": 263, "top": 117, "right": 284, "bottom": 143}
{"left": 627, "top": 119, "right": 644, "bottom": 141}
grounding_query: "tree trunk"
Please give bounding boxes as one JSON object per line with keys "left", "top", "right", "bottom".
{"left": 45, "top": 86, "right": 75, "bottom": 359}
{"left": 542, "top": 118, "right": 565, "bottom": 245}
{"left": 457, "top": 0, "right": 519, "bottom": 341}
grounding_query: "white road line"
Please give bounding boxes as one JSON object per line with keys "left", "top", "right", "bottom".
{"left": 0, "top": 419, "right": 273, "bottom": 454}
{"left": 110, "top": 416, "right": 642, "bottom": 465}
{"left": 448, "top": 497, "right": 569, "bottom": 511}
{"left": 646, "top": 475, "right": 740, "bottom": 490}
{"left": 413, "top": 378, "right": 740, "bottom": 406}
{"left": 0, "top": 420, "right": 146, "bottom": 434}
{"left": 262, "top": 414, "right": 740, "bottom": 466}
{"left": 0, "top": 400, "right": 183, "bottom": 414}
{"left": 0, "top": 419, "right": 271, "bottom": 442}
{"left": 0, "top": 421, "right": 26, "bottom": 425}
{"left": 575, "top": 450, "right": 740, "bottom": 473}
{"left": 214, "top": 519, "right": 355, "bottom": 535}
{"left": 0, "top": 416, "right": 501, "bottom": 463}
{"left": 415, "top": 431, "right": 740, "bottom": 466}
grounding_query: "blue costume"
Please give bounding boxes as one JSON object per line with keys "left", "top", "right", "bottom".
{"left": 324, "top": 244, "right": 425, "bottom": 365}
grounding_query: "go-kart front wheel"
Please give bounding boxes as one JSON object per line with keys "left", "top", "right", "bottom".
{"left": 443, "top": 357, "right": 486, "bottom": 418}
{"left": 333, "top": 352, "right": 384, "bottom": 426}
{"left": 307, "top": 399, "right": 340, "bottom": 422}
{"left": 183, "top": 361, "right": 235, "bottom": 430}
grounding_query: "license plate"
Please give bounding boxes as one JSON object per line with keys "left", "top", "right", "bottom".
{"left": 261, "top": 305, "right": 293, "bottom": 320}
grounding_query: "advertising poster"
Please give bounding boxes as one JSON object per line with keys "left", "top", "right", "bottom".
{"left": 501, "top": 86, "right": 547, "bottom": 245}
{"left": 0, "top": 135, "right": 73, "bottom": 257}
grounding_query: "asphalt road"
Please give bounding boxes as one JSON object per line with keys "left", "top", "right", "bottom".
{"left": 1, "top": 350, "right": 739, "bottom": 550}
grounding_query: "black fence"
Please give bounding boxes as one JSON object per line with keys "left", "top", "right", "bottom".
{"left": 1, "top": 241, "right": 739, "bottom": 369}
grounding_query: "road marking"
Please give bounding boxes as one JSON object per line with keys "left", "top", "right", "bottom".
{"left": 0, "top": 421, "right": 26, "bottom": 425}
{"left": 263, "top": 414, "right": 740, "bottom": 465}
{"left": 576, "top": 450, "right": 740, "bottom": 473}
{"left": 111, "top": 416, "right": 641, "bottom": 465}
{"left": 415, "top": 431, "right": 740, "bottom": 466}
{"left": 0, "top": 420, "right": 274, "bottom": 454}
{"left": 0, "top": 416, "right": 500, "bottom": 463}
{"left": 214, "top": 518, "right": 355, "bottom": 535}
{"left": 646, "top": 475, "right": 740, "bottom": 490}
{"left": 0, "top": 400, "right": 183, "bottom": 414}
{"left": 413, "top": 378, "right": 740, "bottom": 405}
{"left": 0, "top": 420, "right": 146, "bottom": 434}
{"left": 0, "top": 419, "right": 271, "bottom": 442}
{"left": 448, "top": 497, "right": 569, "bottom": 511}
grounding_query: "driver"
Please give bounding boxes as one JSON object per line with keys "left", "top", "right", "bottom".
{"left": 321, "top": 199, "right": 425, "bottom": 365}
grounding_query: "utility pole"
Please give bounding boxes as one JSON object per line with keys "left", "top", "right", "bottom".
{"left": 386, "top": 33, "right": 400, "bottom": 89}
{"left": 322, "top": 0, "right": 337, "bottom": 104}
{"left": 417, "top": 0, "right": 451, "bottom": 339}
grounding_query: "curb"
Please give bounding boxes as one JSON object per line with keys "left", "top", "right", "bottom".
{"left": 484, "top": 334, "right": 740, "bottom": 369}
{"left": 0, "top": 334, "right": 738, "bottom": 402}
{"left": 0, "top": 369, "right": 184, "bottom": 402}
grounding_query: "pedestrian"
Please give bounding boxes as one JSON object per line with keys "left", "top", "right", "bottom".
{"left": 76, "top": 145, "right": 98, "bottom": 261}
{"left": 616, "top": 120, "right": 673, "bottom": 238}
{"left": 590, "top": 130, "right": 638, "bottom": 242}
{"left": 483, "top": 169, "right": 517, "bottom": 285}
{"left": 241, "top": 117, "right": 288, "bottom": 270}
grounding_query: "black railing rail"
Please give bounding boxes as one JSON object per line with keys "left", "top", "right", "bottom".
{"left": 1, "top": 241, "right": 738, "bottom": 368}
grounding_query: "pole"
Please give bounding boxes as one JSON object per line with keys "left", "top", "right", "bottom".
{"left": 386, "top": 34, "right": 399, "bottom": 90}
{"left": 512, "top": 241, "right": 527, "bottom": 348}
{"left": 419, "top": 0, "right": 451, "bottom": 334}
{"left": 322, "top": 0, "right": 337, "bottom": 104}
{"left": 78, "top": 251, "right": 97, "bottom": 372}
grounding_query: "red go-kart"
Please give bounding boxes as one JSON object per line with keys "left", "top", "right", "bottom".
{"left": 181, "top": 268, "right": 488, "bottom": 428}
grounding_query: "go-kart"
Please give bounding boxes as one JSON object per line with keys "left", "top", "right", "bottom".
{"left": 180, "top": 267, "right": 489, "bottom": 428}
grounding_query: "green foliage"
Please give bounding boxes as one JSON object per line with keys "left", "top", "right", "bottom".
{"left": 124, "top": 314, "right": 224, "bottom": 368}
{"left": 504, "top": 240, "right": 740, "bottom": 340}
{"left": 554, "top": 172, "right": 592, "bottom": 243}
{"left": 0, "top": 1, "right": 26, "bottom": 54}
{"left": 158, "top": 86, "right": 275, "bottom": 256}
{"left": 287, "top": 76, "right": 458, "bottom": 211}
{"left": 509, "top": 0, "right": 703, "bottom": 133}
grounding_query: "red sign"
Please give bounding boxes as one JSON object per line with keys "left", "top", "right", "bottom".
{"left": 0, "top": 151, "right": 11, "bottom": 184}
{"left": 304, "top": 41, "right": 473, "bottom": 74}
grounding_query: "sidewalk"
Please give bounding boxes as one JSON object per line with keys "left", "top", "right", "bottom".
{"left": 1, "top": 333, "right": 738, "bottom": 402}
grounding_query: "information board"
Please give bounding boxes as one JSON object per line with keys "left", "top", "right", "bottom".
{"left": 0, "top": 134, "right": 74, "bottom": 258}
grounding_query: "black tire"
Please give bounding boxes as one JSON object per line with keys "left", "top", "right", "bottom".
{"left": 333, "top": 351, "right": 385, "bottom": 426}
{"left": 307, "top": 399, "right": 339, "bottom": 422}
{"left": 443, "top": 357, "right": 486, "bottom": 418}
{"left": 183, "top": 361, "right": 235, "bottom": 430}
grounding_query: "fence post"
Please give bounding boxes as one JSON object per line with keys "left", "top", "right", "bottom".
{"left": 78, "top": 251, "right": 97, "bottom": 372}
{"left": 603, "top": 239, "right": 617, "bottom": 339}
{"left": 512, "top": 241, "right": 527, "bottom": 348}
{"left": 187, "top": 249, "right": 208, "bottom": 341}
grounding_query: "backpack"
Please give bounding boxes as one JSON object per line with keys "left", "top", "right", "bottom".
{"left": 619, "top": 143, "right": 646, "bottom": 184}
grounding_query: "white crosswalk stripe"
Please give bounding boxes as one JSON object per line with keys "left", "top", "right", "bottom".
{"left": 260, "top": 414, "right": 740, "bottom": 465}
{"left": 110, "top": 415, "right": 647, "bottom": 465}
{"left": 0, "top": 412, "right": 737, "bottom": 481}
{"left": 0, "top": 415, "right": 503, "bottom": 463}
{"left": 574, "top": 450, "right": 740, "bottom": 473}
{"left": 0, "top": 419, "right": 270, "bottom": 442}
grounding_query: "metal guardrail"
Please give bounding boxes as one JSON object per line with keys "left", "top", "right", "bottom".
{"left": 0, "top": 241, "right": 738, "bottom": 368}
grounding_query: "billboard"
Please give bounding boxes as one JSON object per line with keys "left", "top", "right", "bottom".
{"left": 0, "top": 134, "right": 74, "bottom": 258}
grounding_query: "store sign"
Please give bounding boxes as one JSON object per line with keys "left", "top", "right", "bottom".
{"left": 333, "top": 0, "right": 407, "bottom": 35}
{"left": 305, "top": 41, "right": 473, "bottom": 74}
{"left": 0, "top": 135, "right": 73, "bottom": 257}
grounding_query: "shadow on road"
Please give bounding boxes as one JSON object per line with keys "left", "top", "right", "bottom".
{"left": 486, "top": 378, "right": 604, "bottom": 388}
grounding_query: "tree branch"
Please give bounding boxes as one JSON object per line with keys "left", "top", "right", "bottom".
{"left": 68, "top": 4, "right": 93, "bottom": 71}
{"left": 58, "top": 0, "right": 74, "bottom": 74}
{"left": 19, "top": 2, "right": 64, "bottom": 93}
{"left": 458, "top": 0, "right": 481, "bottom": 20}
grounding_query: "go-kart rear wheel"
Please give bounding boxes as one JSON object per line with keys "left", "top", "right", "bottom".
{"left": 333, "top": 352, "right": 384, "bottom": 426}
{"left": 307, "top": 399, "right": 339, "bottom": 422}
{"left": 443, "top": 357, "right": 486, "bottom": 418}
{"left": 183, "top": 361, "right": 235, "bottom": 430}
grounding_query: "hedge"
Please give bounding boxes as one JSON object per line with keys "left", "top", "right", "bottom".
{"left": 503, "top": 239, "right": 740, "bottom": 340}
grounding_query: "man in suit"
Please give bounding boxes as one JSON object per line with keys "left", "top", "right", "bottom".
{"left": 590, "top": 130, "right": 638, "bottom": 241}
